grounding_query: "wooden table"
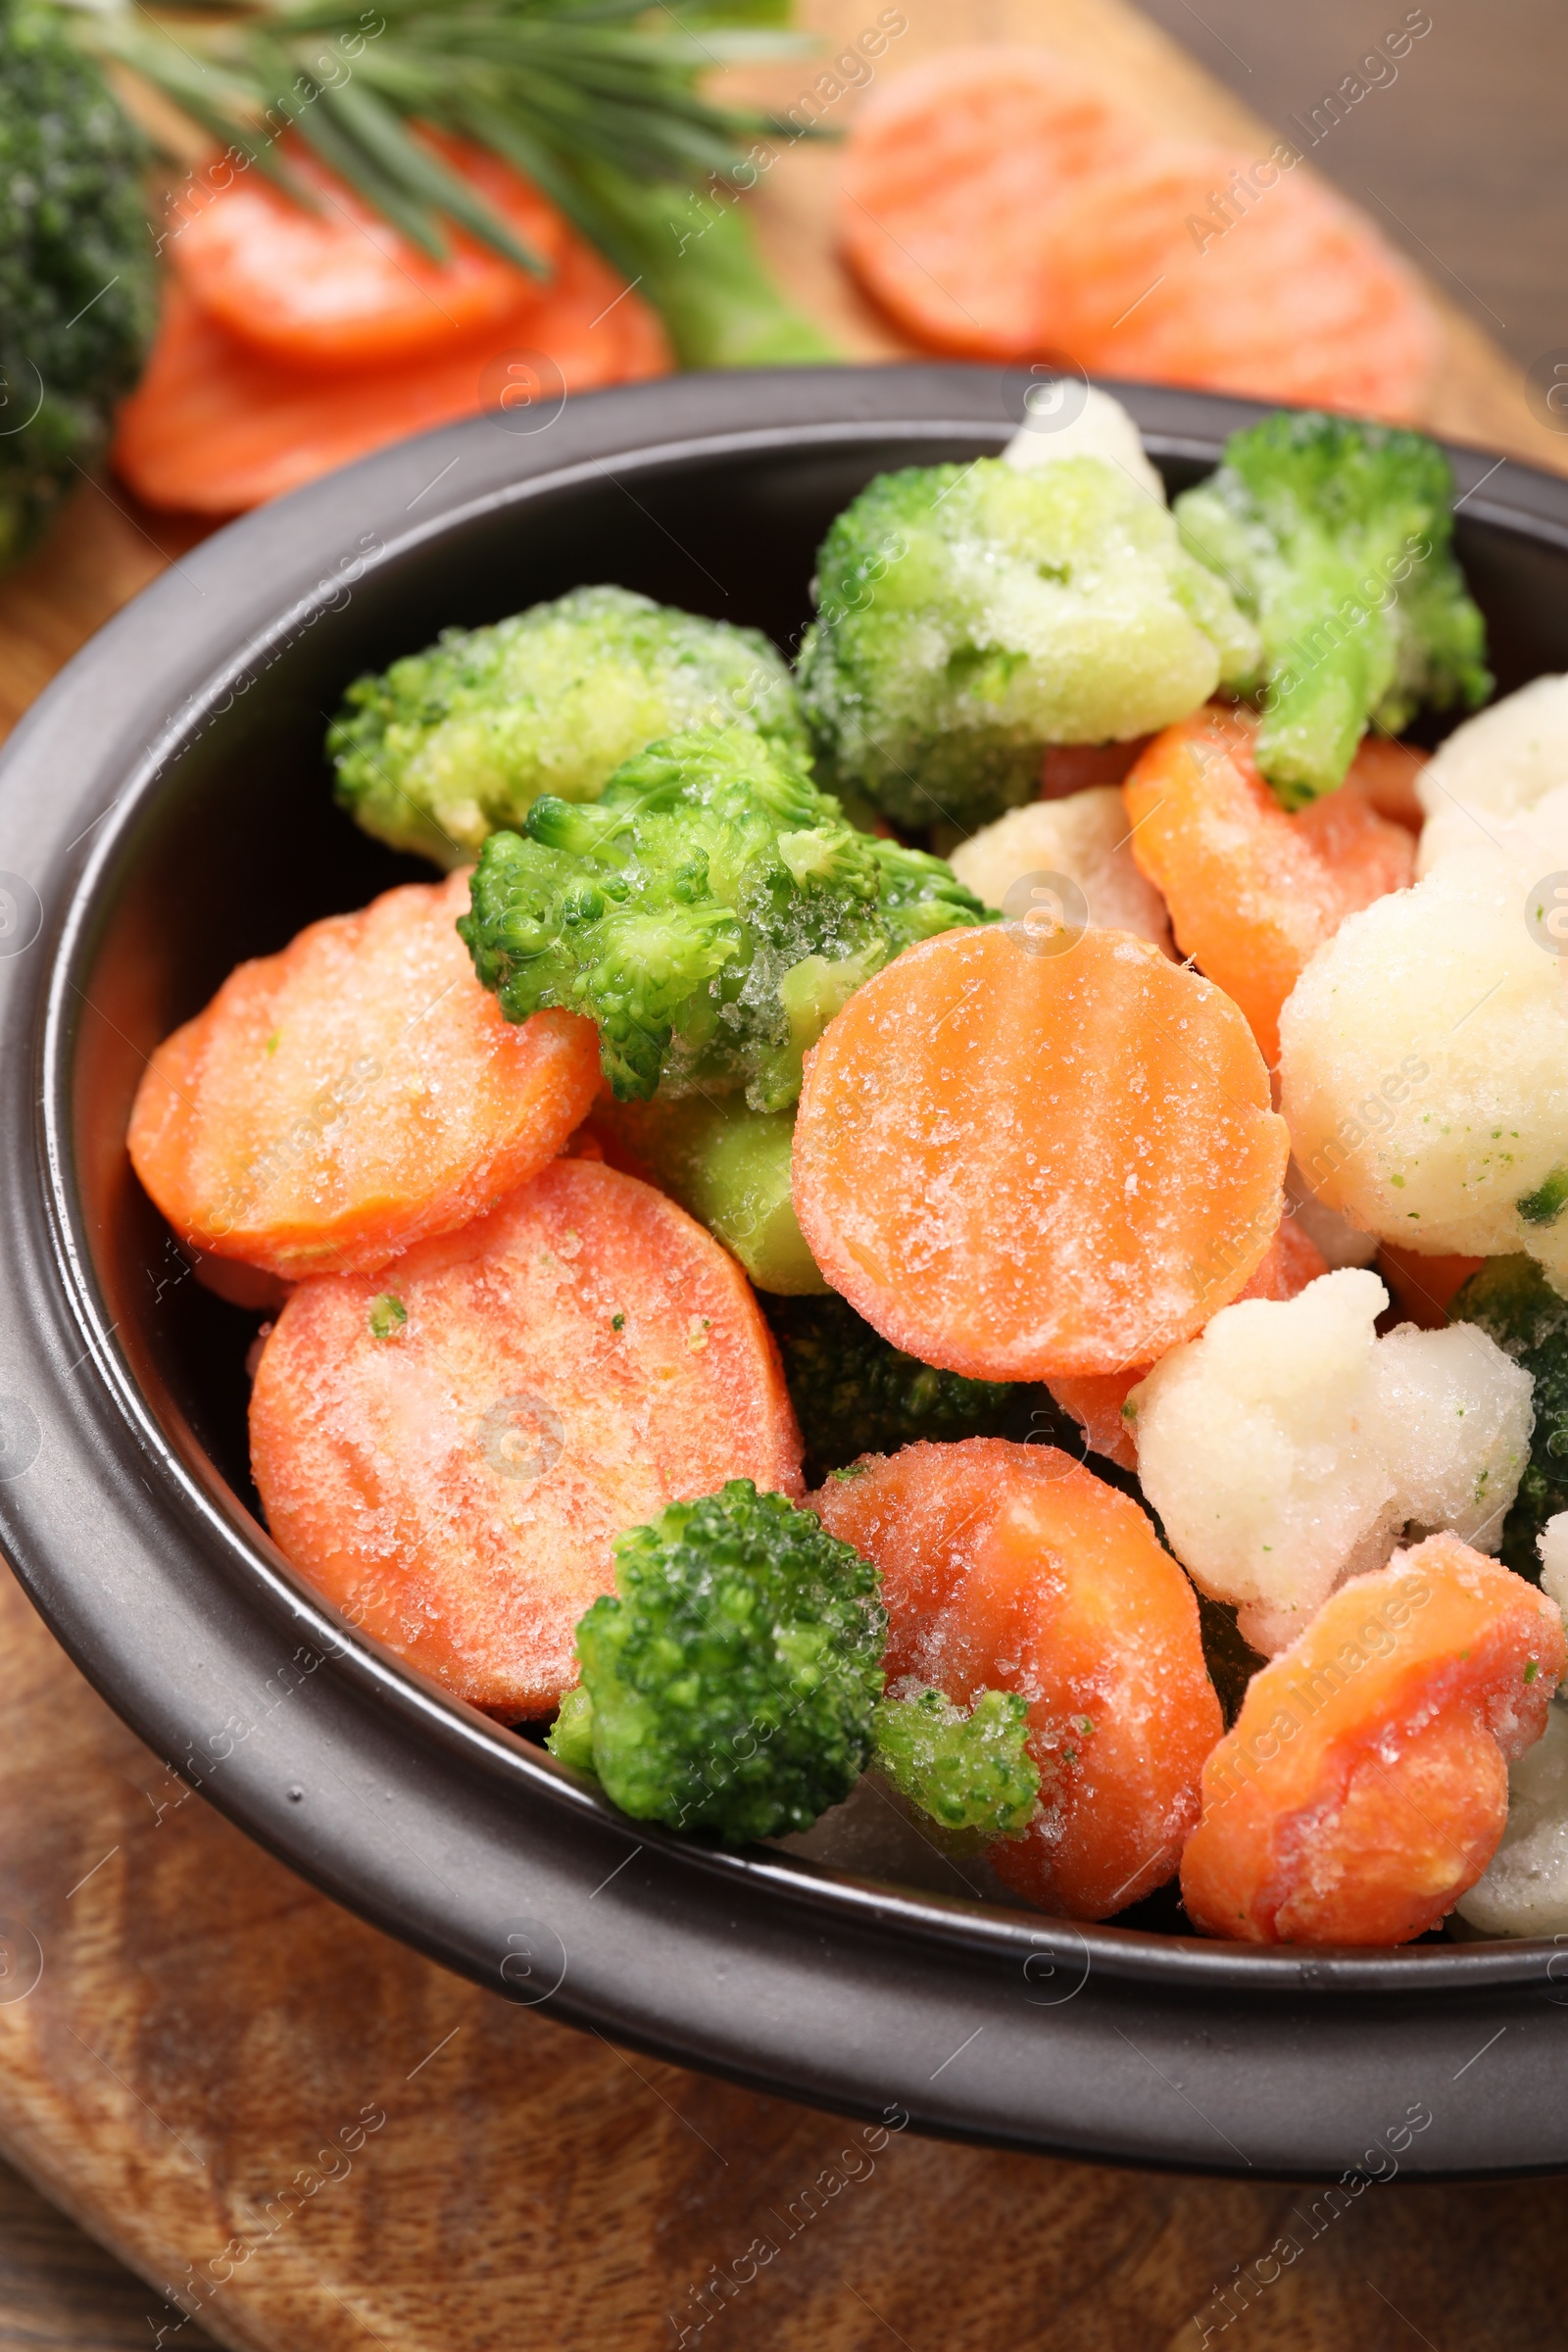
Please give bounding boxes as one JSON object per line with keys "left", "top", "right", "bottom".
{"left": 4, "top": 4, "right": 1568, "bottom": 2345}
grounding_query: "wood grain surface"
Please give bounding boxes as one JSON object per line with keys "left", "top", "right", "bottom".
{"left": 2, "top": 3, "right": 1567, "bottom": 2345}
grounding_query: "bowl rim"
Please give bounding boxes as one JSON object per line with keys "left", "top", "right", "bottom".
{"left": 7, "top": 362, "right": 1568, "bottom": 2174}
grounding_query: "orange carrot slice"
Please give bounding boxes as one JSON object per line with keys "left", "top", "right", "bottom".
{"left": 115, "top": 253, "right": 668, "bottom": 514}
{"left": 838, "top": 48, "right": 1143, "bottom": 358}
{"left": 251, "top": 1158, "right": 803, "bottom": 1717}
{"left": 1348, "top": 737, "right": 1429, "bottom": 832}
{"left": 1123, "top": 707, "right": 1416, "bottom": 1068}
{"left": 1048, "top": 1209, "right": 1328, "bottom": 1468}
{"left": 792, "top": 922, "right": 1287, "bottom": 1379}
{"left": 1180, "top": 1533, "right": 1563, "bottom": 1944}
{"left": 128, "top": 870, "right": 601, "bottom": 1280}
{"left": 840, "top": 51, "right": 1437, "bottom": 422}
{"left": 1374, "top": 1243, "right": 1485, "bottom": 1331}
{"left": 169, "top": 137, "right": 567, "bottom": 370}
{"left": 816, "top": 1437, "right": 1223, "bottom": 1918}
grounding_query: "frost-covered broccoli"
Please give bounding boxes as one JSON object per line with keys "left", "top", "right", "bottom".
{"left": 1130, "top": 1267, "right": 1534, "bottom": 1655}
{"left": 595, "top": 1092, "right": 827, "bottom": 1296}
{"left": 460, "top": 723, "right": 988, "bottom": 1105}
{"left": 1448, "top": 1255, "right": 1568, "bottom": 1581}
{"left": 871, "top": 1683, "right": 1039, "bottom": 1838}
{"left": 329, "top": 586, "right": 809, "bottom": 868}
{"left": 797, "top": 455, "right": 1258, "bottom": 830}
{"left": 553, "top": 1481, "right": 887, "bottom": 1842}
{"left": 761, "top": 1292, "right": 1016, "bottom": 1487}
{"left": 1175, "top": 412, "right": 1491, "bottom": 809}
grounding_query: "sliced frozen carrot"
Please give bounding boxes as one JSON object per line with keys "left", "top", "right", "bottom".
{"left": 792, "top": 922, "right": 1287, "bottom": 1380}
{"left": 1374, "top": 1243, "right": 1485, "bottom": 1331}
{"left": 128, "top": 870, "right": 601, "bottom": 1280}
{"left": 1348, "top": 737, "right": 1429, "bottom": 832}
{"left": 1123, "top": 707, "right": 1415, "bottom": 1068}
{"left": 1048, "top": 1210, "right": 1328, "bottom": 1469}
{"left": 169, "top": 136, "right": 566, "bottom": 370}
{"left": 251, "top": 1157, "right": 803, "bottom": 1718}
{"left": 1041, "top": 739, "right": 1152, "bottom": 800}
{"left": 1038, "top": 146, "right": 1438, "bottom": 422}
{"left": 816, "top": 1437, "right": 1223, "bottom": 1918}
{"left": 114, "top": 252, "right": 668, "bottom": 514}
{"left": 1180, "top": 1533, "right": 1563, "bottom": 1944}
{"left": 840, "top": 52, "right": 1436, "bottom": 421}
{"left": 839, "top": 47, "right": 1143, "bottom": 358}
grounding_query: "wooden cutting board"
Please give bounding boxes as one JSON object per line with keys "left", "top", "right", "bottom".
{"left": 2, "top": 5, "right": 1567, "bottom": 2346}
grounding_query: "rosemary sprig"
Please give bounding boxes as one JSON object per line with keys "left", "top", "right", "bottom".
{"left": 71, "top": 0, "right": 839, "bottom": 366}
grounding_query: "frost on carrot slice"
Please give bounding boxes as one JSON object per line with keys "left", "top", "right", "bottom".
{"left": 250, "top": 1158, "right": 802, "bottom": 1720}
{"left": 1123, "top": 706, "right": 1415, "bottom": 1066}
{"left": 127, "top": 869, "right": 601, "bottom": 1280}
{"left": 1048, "top": 1209, "right": 1327, "bottom": 1470}
{"left": 815, "top": 1437, "right": 1223, "bottom": 1919}
{"left": 1180, "top": 1534, "right": 1564, "bottom": 1945}
{"left": 792, "top": 921, "right": 1287, "bottom": 1382}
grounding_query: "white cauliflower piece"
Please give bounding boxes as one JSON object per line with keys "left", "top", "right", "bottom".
{"left": 1128, "top": 1268, "right": 1534, "bottom": 1655}
{"left": 1284, "top": 1156, "right": 1379, "bottom": 1269}
{"left": 1455, "top": 1514, "right": 1568, "bottom": 1936}
{"left": 1003, "top": 383, "right": 1165, "bottom": 502}
{"left": 1417, "top": 673, "right": 1568, "bottom": 876}
{"left": 1279, "top": 791, "right": 1568, "bottom": 1289}
{"left": 948, "top": 786, "right": 1173, "bottom": 952}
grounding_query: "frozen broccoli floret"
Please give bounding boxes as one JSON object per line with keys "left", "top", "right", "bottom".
{"left": 329, "top": 585, "right": 809, "bottom": 868}
{"left": 797, "top": 455, "right": 1258, "bottom": 830}
{"left": 560, "top": 1481, "right": 887, "bottom": 1843}
{"left": 871, "top": 1682, "right": 1040, "bottom": 1838}
{"left": 596, "top": 1092, "right": 827, "bottom": 1295}
{"left": 1175, "top": 411, "right": 1492, "bottom": 809}
{"left": 459, "top": 723, "right": 988, "bottom": 1104}
{"left": 1449, "top": 1255, "right": 1568, "bottom": 1581}
{"left": 760, "top": 1293, "right": 1015, "bottom": 1488}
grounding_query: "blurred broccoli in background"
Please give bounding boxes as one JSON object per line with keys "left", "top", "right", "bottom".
{"left": 797, "top": 455, "right": 1258, "bottom": 831}
{"left": 871, "top": 1683, "right": 1040, "bottom": 1838}
{"left": 762, "top": 1292, "right": 1016, "bottom": 1485}
{"left": 461, "top": 723, "right": 989, "bottom": 1104}
{"left": 1175, "top": 411, "right": 1492, "bottom": 809}
{"left": 329, "top": 586, "right": 809, "bottom": 868}
{"left": 0, "top": 0, "right": 157, "bottom": 573}
{"left": 554, "top": 1481, "right": 887, "bottom": 1842}
{"left": 1448, "top": 1254, "right": 1568, "bottom": 1581}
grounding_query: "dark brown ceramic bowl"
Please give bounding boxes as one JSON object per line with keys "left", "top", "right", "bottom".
{"left": 3, "top": 365, "right": 1567, "bottom": 2180}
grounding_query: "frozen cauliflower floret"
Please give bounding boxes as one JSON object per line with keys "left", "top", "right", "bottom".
{"left": 1454, "top": 1704, "right": 1568, "bottom": 1937}
{"left": 1417, "top": 673, "right": 1568, "bottom": 876}
{"left": 1541, "top": 1511, "right": 1568, "bottom": 1626}
{"left": 1003, "top": 383, "right": 1165, "bottom": 502}
{"left": 1129, "top": 1268, "right": 1534, "bottom": 1656}
{"left": 1280, "top": 795, "right": 1568, "bottom": 1289}
{"left": 948, "top": 786, "right": 1173, "bottom": 952}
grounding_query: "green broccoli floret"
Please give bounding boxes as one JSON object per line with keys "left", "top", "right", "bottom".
{"left": 561, "top": 1481, "right": 887, "bottom": 1843}
{"left": 597, "top": 1092, "right": 827, "bottom": 1296}
{"left": 760, "top": 1292, "right": 1015, "bottom": 1487}
{"left": 1174, "top": 411, "right": 1492, "bottom": 809}
{"left": 459, "top": 723, "right": 989, "bottom": 1104}
{"left": 1448, "top": 1255, "right": 1568, "bottom": 1581}
{"left": 0, "top": 1, "right": 157, "bottom": 572}
{"left": 329, "top": 585, "right": 810, "bottom": 867}
{"left": 797, "top": 455, "right": 1258, "bottom": 830}
{"left": 871, "top": 1683, "right": 1040, "bottom": 1838}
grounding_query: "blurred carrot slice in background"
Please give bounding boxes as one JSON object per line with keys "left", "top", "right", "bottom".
{"left": 816, "top": 1437, "right": 1223, "bottom": 1918}
{"left": 840, "top": 46, "right": 1437, "bottom": 422}
{"left": 1180, "top": 1534, "right": 1563, "bottom": 1944}
{"left": 1123, "top": 708, "right": 1415, "bottom": 1068}
{"left": 839, "top": 47, "right": 1142, "bottom": 357}
{"left": 169, "top": 137, "right": 567, "bottom": 371}
{"left": 116, "top": 245, "right": 667, "bottom": 512}
{"left": 792, "top": 923, "right": 1288, "bottom": 1381}
{"left": 128, "top": 870, "right": 602, "bottom": 1280}
{"left": 251, "top": 1158, "right": 803, "bottom": 1718}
